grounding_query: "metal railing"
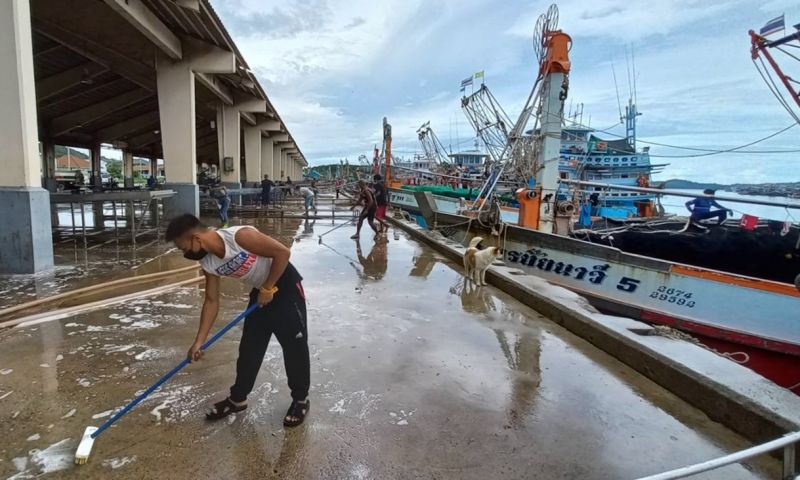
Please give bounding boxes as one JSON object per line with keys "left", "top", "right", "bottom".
{"left": 636, "top": 431, "right": 800, "bottom": 480}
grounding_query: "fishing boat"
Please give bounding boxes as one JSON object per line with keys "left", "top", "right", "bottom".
{"left": 385, "top": 5, "right": 800, "bottom": 394}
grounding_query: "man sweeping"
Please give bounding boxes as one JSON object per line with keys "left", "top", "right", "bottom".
{"left": 350, "top": 180, "right": 379, "bottom": 239}
{"left": 165, "top": 214, "right": 310, "bottom": 427}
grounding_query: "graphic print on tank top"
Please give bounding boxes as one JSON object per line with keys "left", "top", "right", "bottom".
{"left": 215, "top": 250, "right": 258, "bottom": 278}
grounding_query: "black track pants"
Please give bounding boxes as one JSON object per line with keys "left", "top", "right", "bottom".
{"left": 229, "top": 265, "right": 309, "bottom": 403}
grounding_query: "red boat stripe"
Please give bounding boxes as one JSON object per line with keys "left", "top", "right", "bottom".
{"left": 640, "top": 310, "right": 800, "bottom": 357}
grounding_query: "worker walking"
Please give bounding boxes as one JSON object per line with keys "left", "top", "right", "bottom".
{"left": 261, "top": 174, "right": 274, "bottom": 207}
{"left": 166, "top": 214, "right": 310, "bottom": 427}
{"left": 210, "top": 183, "right": 230, "bottom": 228}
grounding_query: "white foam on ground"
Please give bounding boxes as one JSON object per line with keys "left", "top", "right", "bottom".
{"left": 26, "top": 434, "right": 40, "bottom": 441}
{"left": 39, "top": 364, "right": 50, "bottom": 368}
{"left": 60, "top": 408, "right": 76, "bottom": 419}
{"left": 92, "top": 409, "right": 113, "bottom": 419}
{"left": 102, "top": 456, "right": 137, "bottom": 469}
{"left": 1, "top": 368, "right": 13, "bottom": 375}
{"left": 148, "top": 385, "right": 200, "bottom": 423}
{"left": 103, "top": 344, "right": 137, "bottom": 353}
{"left": 55, "top": 354, "right": 63, "bottom": 361}
{"left": 0, "top": 390, "right": 13, "bottom": 400}
{"left": 126, "top": 319, "right": 160, "bottom": 329}
{"left": 134, "top": 348, "right": 162, "bottom": 361}
{"left": 7, "top": 437, "right": 76, "bottom": 478}
{"left": 12, "top": 457, "right": 27, "bottom": 472}
{"left": 329, "top": 399, "right": 346, "bottom": 414}
{"left": 77, "top": 378, "right": 91, "bottom": 387}
{"left": 30, "top": 438, "right": 73, "bottom": 474}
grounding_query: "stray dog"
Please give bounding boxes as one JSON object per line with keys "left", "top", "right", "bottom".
{"left": 463, "top": 236, "right": 502, "bottom": 286}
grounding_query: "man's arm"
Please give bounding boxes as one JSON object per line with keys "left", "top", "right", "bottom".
{"left": 235, "top": 228, "right": 291, "bottom": 305}
{"left": 188, "top": 272, "right": 220, "bottom": 362}
{"left": 685, "top": 199, "right": 695, "bottom": 212}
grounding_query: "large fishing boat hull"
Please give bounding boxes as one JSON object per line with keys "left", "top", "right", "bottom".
{"left": 390, "top": 189, "right": 800, "bottom": 394}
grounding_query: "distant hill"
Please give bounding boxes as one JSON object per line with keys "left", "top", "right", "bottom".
{"left": 662, "top": 179, "right": 731, "bottom": 190}
{"left": 54, "top": 145, "right": 89, "bottom": 159}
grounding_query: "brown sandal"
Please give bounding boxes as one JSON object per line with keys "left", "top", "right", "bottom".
{"left": 205, "top": 397, "right": 247, "bottom": 421}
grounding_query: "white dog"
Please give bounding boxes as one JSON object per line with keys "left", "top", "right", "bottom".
{"left": 463, "top": 236, "right": 502, "bottom": 286}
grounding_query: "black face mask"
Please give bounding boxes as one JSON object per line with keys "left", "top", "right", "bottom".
{"left": 183, "top": 248, "right": 208, "bottom": 261}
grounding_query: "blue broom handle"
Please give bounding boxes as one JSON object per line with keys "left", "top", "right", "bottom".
{"left": 91, "top": 303, "right": 259, "bottom": 439}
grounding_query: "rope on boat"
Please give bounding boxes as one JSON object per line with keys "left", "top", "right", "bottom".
{"left": 650, "top": 325, "right": 750, "bottom": 365}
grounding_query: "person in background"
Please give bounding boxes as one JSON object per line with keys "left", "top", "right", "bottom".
{"left": 74, "top": 169, "right": 85, "bottom": 186}
{"left": 261, "top": 174, "right": 274, "bottom": 208}
{"left": 685, "top": 189, "right": 733, "bottom": 226}
{"left": 335, "top": 178, "right": 343, "bottom": 199}
{"left": 296, "top": 185, "right": 317, "bottom": 217}
{"left": 286, "top": 176, "right": 293, "bottom": 187}
{"left": 165, "top": 214, "right": 310, "bottom": 427}
{"left": 350, "top": 180, "right": 379, "bottom": 240}
{"left": 372, "top": 174, "right": 389, "bottom": 234}
{"left": 210, "top": 182, "right": 231, "bottom": 228}
{"left": 147, "top": 174, "right": 157, "bottom": 189}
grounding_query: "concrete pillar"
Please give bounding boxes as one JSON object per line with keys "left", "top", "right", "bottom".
{"left": 156, "top": 53, "right": 198, "bottom": 216}
{"left": 261, "top": 137, "right": 273, "bottom": 181}
{"left": 150, "top": 156, "right": 157, "bottom": 179}
{"left": 42, "top": 142, "right": 56, "bottom": 191}
{"left": 281, "top": 150, "right": 288, "bottom": 181}
{"left": 123, "top": 150, "right": 134, "bottom": 188}
{"left": 272, "top": 144, "right": 282, "bottom": 181}
{"left": 219, "top": 103, "right": 240, "bottom": 187}
{"left": 91, "top": 144, "right": 102, "bottom": 187}
{"left": 0, "top": 0, "right": 54, "bottom": 273}
{"left": 243, "top": 126, "right": 261, "bottom": 186}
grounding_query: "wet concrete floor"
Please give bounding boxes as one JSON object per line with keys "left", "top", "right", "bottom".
{"left": 0, "top": 212, "right": 779, "bottom": 479}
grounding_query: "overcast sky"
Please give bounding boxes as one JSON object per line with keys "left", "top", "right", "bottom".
{"left": 213, "top": 0, "right": 800, "bottom": 184}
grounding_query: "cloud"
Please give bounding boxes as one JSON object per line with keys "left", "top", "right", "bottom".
{"left": 214, "top": 0, "right": 800, "bottom": 184}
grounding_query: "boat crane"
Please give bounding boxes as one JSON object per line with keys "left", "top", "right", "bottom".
{"left": 416, "top": 121, "right": 451, "bottom": 166}
{"left": 750, "top": 21, "right": 800, "bottom": 124}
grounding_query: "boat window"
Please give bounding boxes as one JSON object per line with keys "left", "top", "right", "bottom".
{"left": 613, "top": 157, "right": 619, "bottom": 162}
{"left": 620, "top": 174, "right": 629, "bottom": 178}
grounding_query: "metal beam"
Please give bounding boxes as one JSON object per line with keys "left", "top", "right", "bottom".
{"left": 257, "top": 119, "right": 281, "bottom": 131}
{"left": 32, "top": 17, "right": 155, "bottom": 91}
{"left": 95, "top": 112, "right": 158, "bottom": 141}
{"left": 234, "top": 92, "right": 266, "bottom": 113}
{"left": 129, "top": 130, "right": 160, "bottom": 148}
{"left": 36, "top": 62, "right": 107, "bottom": 102}
{"left": 269, "top": 133, "right": 289, "bottom": 143}
{"left": 103, "top": 0, "right": 182, "bottom": 60}
{"left": 195, "top": 72, "right": 232, "bottom": 105}
{"left": 183, "top": 36, "right": 236, "bottom": 74}
{"left": 173, "top": 0, "right": 200, "bottom": 12}
{"left": 241, "top": 111, "right": 256, "bottom": 126}
{"left": 49, "top": 89, "right": 152, "bottom": 136}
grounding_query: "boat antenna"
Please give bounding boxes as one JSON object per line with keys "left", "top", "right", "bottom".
{"left": 611, "top": 60, "right": 623, "bottom": 123}
{"left": 631, "top": 44, "right": 638, "bottom": 106}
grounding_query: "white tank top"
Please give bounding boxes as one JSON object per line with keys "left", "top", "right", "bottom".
{"left": 200, "top": 226, "right": 272, "bottom": 289}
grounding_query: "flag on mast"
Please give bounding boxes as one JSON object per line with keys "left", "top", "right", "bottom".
{"left": 760, "top": 14, "right": 785, "bottom": 36}
{"left": 460, "top": 76, "right": 473, "bottom": 92}
{"left": 474, "top": 70, "right": 485, "bottom": 81}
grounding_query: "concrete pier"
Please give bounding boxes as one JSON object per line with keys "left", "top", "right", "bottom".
{"left": 0, "top": 212, "right": 782, "bottom": 479}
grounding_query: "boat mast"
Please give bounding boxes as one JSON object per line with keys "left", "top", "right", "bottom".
{"left": 519, "top": 5, "right": 571, "bottom": 234}
{"left": 383, "top": 117, "right": 392, "bottom": 186}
